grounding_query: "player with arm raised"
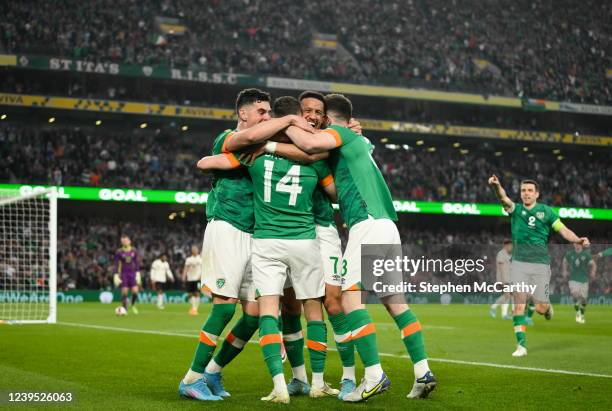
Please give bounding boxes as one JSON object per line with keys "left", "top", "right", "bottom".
{"left": 284, "top": 94, "right": 436, "bottom": 402}
{"left": 563, "top": 244, "right": 596, "bottom": 324}
{"left": 489, "top": 240, "right": 513, "bottom": 320}
{"left": 488, "top": 175, "right": 589, "bottom": 357}
{"left": 595, "top": 248, "right": 612, "bottom": 258}
{"left": 183, "top": 246, "right": 202, "bottom": 315}
{"left": 150, "top": 254, "right": 174, "bottom": 310}
{"left": 113, "top": 234, "right": 141, "bottom": 315}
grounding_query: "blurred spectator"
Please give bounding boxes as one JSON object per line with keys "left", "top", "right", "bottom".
{"left": 0, "top": 124, "right": 609, "bottom": 207}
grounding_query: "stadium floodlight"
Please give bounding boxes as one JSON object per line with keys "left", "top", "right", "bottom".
{"left": 0, "top": 188, "right": 57, "bottom": 324}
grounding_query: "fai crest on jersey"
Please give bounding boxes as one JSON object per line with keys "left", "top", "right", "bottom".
{"left": 216, "top": 279, "right": 225, "bottom": 289}
{"left": 536, "top": 212, "right": 545, "bottom": 219}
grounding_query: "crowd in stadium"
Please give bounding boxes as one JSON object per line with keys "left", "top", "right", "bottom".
{"left": 49, "top": 218, "right": 612, "bottom": 295}
{"left": 1, "top": 124, "right": 609, "bottom": 207}
{"left": 0, "top": 124, "right": 212, "bottom": 192}
{"left": 1, "top": 0, "right": 609, "bottom": 104}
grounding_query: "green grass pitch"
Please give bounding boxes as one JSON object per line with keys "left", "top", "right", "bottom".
{"left": 1, "top": 303, "right": 611, "bottom": 410}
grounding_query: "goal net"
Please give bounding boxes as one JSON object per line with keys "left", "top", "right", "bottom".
{"left": 0, "top": 188, "right": 57, "bottom": 324}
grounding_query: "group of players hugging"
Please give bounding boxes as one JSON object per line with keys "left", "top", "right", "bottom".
{"left": 114, "top": 87, "right": 593, "bottom": 403}
{"left": 175, "top": 88, "right": 437, "bottom": 403}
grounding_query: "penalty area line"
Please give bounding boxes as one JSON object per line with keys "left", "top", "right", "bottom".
{"left": 58, "top": 321, "right": 612, "bottom": 379}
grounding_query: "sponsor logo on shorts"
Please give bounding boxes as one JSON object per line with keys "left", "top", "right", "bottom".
{"left": 216, "top": 279, "right": 225, "bottom": 289}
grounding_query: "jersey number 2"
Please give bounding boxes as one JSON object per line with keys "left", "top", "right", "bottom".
{"left": 264, "top": 160, "right": 303, "bottom": 206}
{"left": 527, "top": 216, "right": 536, "bottom": 227}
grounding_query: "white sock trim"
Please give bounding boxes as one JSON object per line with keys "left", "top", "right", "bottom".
{"left": 291, "top": 365, "right": 308, "bottom": 383}
{"left": 342, "top": 366, "right": 356, "bottom": 382}
{"left": 413, "top": 359, "right": 430, "bottom": 380}
{"left": 183, "top": 369, "right": 203, "bottom": 384}
{"left": 283, "top": 331, "right": 303, "bottom": 342}
{"left": 364, "top": 363, "right": 383, "bottom": 387}
{"left": 205, "top": 358, "right": 222, "bottom": 374}
{"left": 273, "top": 373, "right": 288, "bottom": 394}
{"left": 333, "top": 332, "right": 351, "bottom": 343}
{"left": 311, "top": 372, "right": 324, "bottom": 387}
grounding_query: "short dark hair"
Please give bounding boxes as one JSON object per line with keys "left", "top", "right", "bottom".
{"left": 273, "top": 96, "right": 301, "bottom": 117}
{"left": 503, "top": 239, "right": 512, "bottom": 245}
{"left": 324, "top": 93, "right": 352, "bottom": 122}
{"left": 120, "top": 234, "right": 130, "bottom": 239}
{"left": 235, "top": 88, "right": 271, "bottom": 113}
{"left": 298, "top": 90, "right": 327, "bottom": 113}
{"left": 520, "top": 179, "right": 539, "bottom": 192}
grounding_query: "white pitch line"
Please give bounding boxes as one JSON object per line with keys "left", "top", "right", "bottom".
{"left": 57, "top": 321, "right": 612, "bottom": 379}
{"left": 377, "top": 323, "right": 455, "bottom": 330}
{"left": 59, "top": 321, "right": 195, "bottom": 338}
{"left": 424, "top": 357, "right": 612, "bottom": 379}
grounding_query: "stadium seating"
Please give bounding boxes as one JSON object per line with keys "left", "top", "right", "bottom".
{"left": 1, "top": 0, "right": 609, "bottom": 104}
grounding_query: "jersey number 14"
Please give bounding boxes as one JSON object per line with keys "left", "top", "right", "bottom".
{"left": 264, "top": 160, "right": 303, "bottom": 206}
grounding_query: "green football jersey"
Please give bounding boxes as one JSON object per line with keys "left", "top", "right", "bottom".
{"left": 510, "top": 203, "right": 560, "bottom": 264}
{"left": 312, "top": 187, "right": 335, "bottom": 227}
{"left": 565, "top": 249, "right": 592, "bottom": 283}
{"left": 326, "top": 125, "right": 397, "bottom": 229}
{"left": 245, "top": 154, "right": 330, "bottom": 239}
{"left": 206, "top": 129, "right": 255, "bottom": 233}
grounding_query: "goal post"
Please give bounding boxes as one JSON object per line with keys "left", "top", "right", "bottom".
{"left": 0, "top": 188, "right": 57, "bottom": 324}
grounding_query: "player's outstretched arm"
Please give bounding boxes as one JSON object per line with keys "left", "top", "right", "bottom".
{"left": 224, "top": 115, "right": 312, "bottom": 152}
{"left": 285, "top": 126, "right": 340, "bottom": 153}
{"left": 556, "top": 224, "right": 589, "bottom": 246}
{"left": 196, "top": 154, "right": 240, "bottom": 171}
{"left": 487, "top": 174, "right": 514, "bottom": 213}
{"left": 269, "top": 142, "right": 329, "bottom": 163}
{"left": 597, "top": 247, "right": 612, "bottom": 258}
